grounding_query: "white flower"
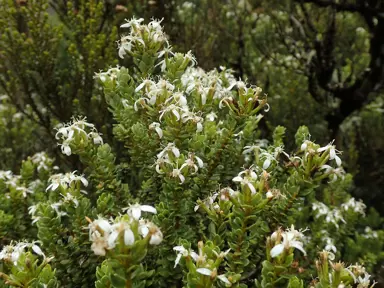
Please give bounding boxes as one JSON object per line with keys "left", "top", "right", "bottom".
{"left": 0, "top": 170, "right": 13, "bottom": 181}
{"left": 55, "top": 117, "right": 98, "bottom": 156}
{"left": 119, "top": 223, "right": 135, "bottom": 246}
{"left": 232, "top": 169, "right": 258, "bottom": 194}
{"left": 266, "top": 190, "right": 274, "bottom": 199}
{"left": 270, "top": 225, "right": 307, "bottom": 258}
{"left": 90, "top": 218, "right": 112, "bottom": 237}
{"left": 363, "top": 227, "right": 378, "bottom": 239}
{"left": 120, "top": 17, "right": 144, "bottom": 29}
{"left": 135, "top": 79, "right": 155, "bottom": 93}
{"left": 219, "top": 96, "right": 233, "bottom": 109}
{"left": 341, "top": 198, "right": 366, "bottom": 216}
{"left": 31, "top": 152, "right": 53, "bottom": 171}
{"left": 206, "top": 112, "right": 217, "bottom": 121}
{"left": 181, "top": 110, "right": 204, "bottom": 132}
{"left": 157, "top": 45, "right": 174, "bottom": 59}
{"left": 184, "top": 50, "right": 197, "bottom": 66}
{"left": 196, "top": 268, "right": 212, "bottom": 276}
{"left": 357, "top": 272, "right": 374, "bottom": 288}
{"left": 159, "top": 104, "right": 183, "bottom": 121}
{"left": 50, "top": 202, "right": 67, "bottom": 218}
{"left": 313, "top": 203, "right": 346, "bottom": 228}
{"left": 165, "top": 91, "right": 187, "bottom": 107}
{"left": 300, "top": 140, "right": 312, "bottom": 151}
{"left": 124, "top": 204, "right": 157, "bottom": 220}
{"left": 46, "top": 171, "right": 88, "bottom": 192}
{"left": 173, "top": 246, "right": 198, "bottom": 267}
{"left": 196, "top": 268, "right": 232, "bottom": 286}
{"left": 312, "top": 201, "right": 330, "bottom": 217}
{"left": 260, "top": 152, "right": 275, "bottom": 170}
{"left": 16, "top": 186, "right": 34, "bottom": 198}
{"left": 88, "top": 217, "right": 139, "bottom": 255}
{"left": 61, "top": 143, "right": 72, "bottom": 156}
{"left": 149, "top": 122, "right": 163, "bottom": 138}
{"left": 320, "top": 165, "right": 345, "bottom": 182}
{"left": 157, "top": 143, "right": 180, "bottom": 160}
{"left": 324, "top": 237, "right": 337, "bottom": 253}
{"left": 171, "top": 167, "right": 185, "bottom": 183}
{"left": 326, "top": 209, "right": 346, "bottom": 228}
{"left": 91, "top": 233, "right": 108, "bottom": 256}
{"left": 194, "top": 192, "right": 218, "bottom": 212}
{"left": 154, "top": 155, "right": 173, "bottom": 174}
{"left": 94, "top": 67, "right": 120, "bottom": 82}
{"left": 61, "top": 193, "right": 79, "bottom": 208}
{"left": 217, "top": 274, "right": 232, "bottom": 285}
{"left": 317, "top": 141, "right": 342, "bottom": 166}
{"left": 89, "top": 132, "right": 103, "bottom": 145}
{"left": 138, "top": 220, "right": 163, "bottom": 245}
{"left": 180, "top": 153, "right": 204, "bottom": 174}
{"left": 0, "top": 241, "right": 46, "bottom": 266}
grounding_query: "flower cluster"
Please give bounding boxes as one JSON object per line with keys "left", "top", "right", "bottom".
{"left": 312, "top": 201, "right": 346, "bottom": 228}
{"left": 55, "top": 117, "right": 103, "bottom": 156}
{"left": 173, "top": 241, "right": 232, "bottom": 287}
{"left": 269, "top": 225, "right": 307, "bottom": 258}
{"left": 30, "top": 152, "right": 55, "bottom": 172}
{"left": 45, "top": 171, "right": 88, "bottom": 192}
{"left": 0, "top": 241, "right": 46, "bottom": 265}
{"left": 155, "top": 143, "right": 204, "bottom": 183}
{"left": 119, "top": 18, "right": 167, "bottom": 59}
{"left": 88, "top": 204, "right": 161, "bottom": 256}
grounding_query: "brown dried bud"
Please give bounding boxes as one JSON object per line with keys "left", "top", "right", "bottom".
{"left": 291, "top": 260, "right": 299, "bottom": 269}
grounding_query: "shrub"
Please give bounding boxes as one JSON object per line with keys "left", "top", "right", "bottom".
{"left": 0, "top": 18, "right": 382, "bottom": 288}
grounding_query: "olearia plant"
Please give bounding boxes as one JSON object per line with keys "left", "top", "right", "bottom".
{"left": 0, "top": 18, "right": 382, "bottom": 287}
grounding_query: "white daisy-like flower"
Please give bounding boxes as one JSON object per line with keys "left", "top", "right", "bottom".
{"left": 232, "top": 169, "right": 258, "bottom": 194}
{"left": 270, "top": 225, "right": 307, "bottom": 258}
{"left": 317, "top": 141, "right": 342, "bottom": 166}
{"left": 341, "top": 198, "right": 366, "bottom": 216}
{"left": 123, "top": 204, "right": 157, "bottom": 220}
{"left": 149, "top": 122, "right": 163, "bottom": 138}
{"left": 170, "top": 167, "right": 185, "bottom": 183}
{"left": 173, "top": 246, "right": 198, "bottom": 267}
{"left": 180, "top": 153, "right": 204, "bottom": 174}
{"left": 196, "top": 268, "right": 232, "bottom": 286}
{"left": 138, "top": 220, "right": 163, "bottom": 245}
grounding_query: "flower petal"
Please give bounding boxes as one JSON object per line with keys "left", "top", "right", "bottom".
{"left": 108, "top": 230, "right": 119, "bottom": 248}
{"left": 270, "top": 244, "right": 284, "bottom": 258}
{"left": 247, "top": 182, "right": 256, "bottom": 195}
{"left": 131, "top": 206, "right": 141, "bottom": 220}
{"left": 140, "top": 205, "right": 157, "bottom": 214}
{"left": 217, "top": 274, "right": 231, "bottom": 285}
{"left": 196, "top": 268, "right": 212, "bottom": 276}
{"left": 263, "top": 159, "right": 271, "bottom": 170}
{"left": 290, "top": 241, "right": 307, "bottom": 256}
{"left": 174, "top": 253, "right": 182, "bottom": 268}
{"left": 232, "top": 176, "right": 243, "bottom": 183}
{"left": 335, "top": 155, "right": 342, "bottom": 166}
{"left": 190, "top": 251, "right": 199, "bottom": 261}
{"left": 149, "top": 231, "right": 163, "bottom": 245}
{"left": 124, "top": 228, "right": 135, "bottom": 245}
{"left": 32, "top": 244, "right": 43, "bottom": 256}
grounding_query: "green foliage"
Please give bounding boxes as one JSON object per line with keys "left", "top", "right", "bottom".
{"left": 0, "top": 0, "right": 118, "bottom": 168}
